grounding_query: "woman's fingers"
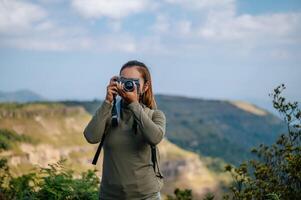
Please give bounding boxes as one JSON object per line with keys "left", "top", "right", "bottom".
{"left": 108, "top": 84, "right": 117, "bottom": 91}
{"left": 119, "top": 83, "right": 128, "bottom": 98}
{"left": 109, "top": 76, "right": 119, "bottom": 85}
{"left": 108, "top": 85, "right": 118, "bottom": 95}
{"left": 107, "top": 82, "right": 125, "bottom": 97}
{"left": 116, "top": 82, "right": 124, "bottom": 96}
{"left": 109, "top": 81, "right": 118, "bottom": 87}
{"left": 109, "top": 88, "right": 118, "bottom": 95}
{"left": 120, "top": 82, "right": 125, "bottom": 91}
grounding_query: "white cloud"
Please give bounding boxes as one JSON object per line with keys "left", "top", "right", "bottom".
{"left": 147, "top": 0, "right": 301, "bottom": 58}
{"left": 0, "top": 0, "right": 95, "bottom": 51}
{"left": 150, "top": 14, "right": 170, "bottom": 34}
{"left": 36, "top": 0, "right": 67, "bottom": 4}
{"left": 136, "top": 35, "right": 170, "bottom": 55}
{"left": 107, "top": 19, "right": 122, "bottom": 32}
{"left": 0, "top": 28, "right": 138, "bottom": 53}
{"left": 1, "top": 36, "right": 94, "bottom": 51}
{"left": 176, "top": 20, "right": 192, "bottom": 36}
{"left": 96, "top": 34, "right": 137, "bottom": 53}
{"left": 71, "top": 0, "right": 150, "bottom": 19}
{"left": 153, "top": 0, "right": 300, "bottom": 47}
{"left": 0, "top": 0, "right": 157, "bottom": 53}
{"left": 0, "top": 0, "right": 47, "bottom": 33}
{"left": 0, "top": 0, "right": 300, "bottom": 59}
{"left": 198, "top": 11, "right": 301, "bottom": 44}
{"left": 164, "top": 0, "right": 235, "bottom": 12}
{"left": 150, "top": 0, "right": 236, "bottom": 37}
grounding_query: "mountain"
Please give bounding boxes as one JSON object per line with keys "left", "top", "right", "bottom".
{"left": 155, "top": 94, "right": 286, "bottom": 166}
{"left": 0, "top": 102, "right": 231, "bottom": 199}
{"left": 60, "top": 94, "right": 286, "bottom": 166}
{"left": 0, "top": 89, "right": 46, "bottom": 103}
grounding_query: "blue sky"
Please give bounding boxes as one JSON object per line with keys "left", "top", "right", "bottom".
{"left": 0, "top": 0, "right": 300, "bottom": 112}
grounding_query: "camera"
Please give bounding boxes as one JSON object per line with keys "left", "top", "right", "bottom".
{"left": 111, "top": 76, "right": 141, "bottom": 127}
{"left": 113, "top": 76, "right": 140, "bottom": 93}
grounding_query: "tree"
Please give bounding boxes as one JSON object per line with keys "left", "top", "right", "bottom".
{"left": 223, "top": 83, "right": 301, "bottom": 200}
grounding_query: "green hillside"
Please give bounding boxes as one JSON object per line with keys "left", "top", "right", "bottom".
{"left": 156, "top": 94, "right": 286, "bottom": 166}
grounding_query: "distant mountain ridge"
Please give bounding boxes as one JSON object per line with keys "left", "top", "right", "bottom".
{"left": 0, "top": 89, "right": 46, "bottom": 103}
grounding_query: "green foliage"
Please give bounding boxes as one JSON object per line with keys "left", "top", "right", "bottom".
{"left": 0, "top": 158, "right": 100, "bottom": 200}
{"left": 222, "top": 83, "right": 301, "bottom": 200}
{"left": 0, "top": 129, "right": 35, "bottom": 150}
{"left": 202, "top": 192, "right": 215, "bottom": 200}
{"left": 166, "top": 188, "right": 193, "bottom": 200}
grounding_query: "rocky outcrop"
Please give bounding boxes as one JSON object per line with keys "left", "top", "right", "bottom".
{"left": 1, "top": 144, "right": 94, "bottom": 168}
{"left": 157, "top": 139, "right": 230, "bottom": 199}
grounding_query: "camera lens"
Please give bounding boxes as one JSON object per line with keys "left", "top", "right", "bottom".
{"left": 124, "top": 80, "right": 134, "bottom": 92}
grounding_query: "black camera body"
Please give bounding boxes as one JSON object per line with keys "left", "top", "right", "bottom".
{"left": 114, "top": 76, "right": 140, "bottom": 93}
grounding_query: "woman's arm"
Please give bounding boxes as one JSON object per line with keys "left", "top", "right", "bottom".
{"left": 128, "top": 101, "right": 166, "bottom": 146}
{"left": 83, "top": 100, "right": 113, "bottom": 144}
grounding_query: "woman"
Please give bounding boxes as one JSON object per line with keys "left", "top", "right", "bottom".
{"left": 83, "top": 60, "right": 166, "bottom": 200}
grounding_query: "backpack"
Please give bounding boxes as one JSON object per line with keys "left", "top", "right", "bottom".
{"left": 91, "top": 107, "right": 164, "bottom": 180}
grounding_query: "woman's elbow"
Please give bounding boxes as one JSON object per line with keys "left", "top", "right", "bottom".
{"left": 83, "top": 128, "right": 99, "bottom": 144}
{"left": 148, "top": 128, "right": 165, "bottom": 146}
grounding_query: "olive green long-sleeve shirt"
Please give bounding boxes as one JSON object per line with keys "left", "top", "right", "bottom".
{"left": 83, "top": 98, "right": 166, "bottom": 200}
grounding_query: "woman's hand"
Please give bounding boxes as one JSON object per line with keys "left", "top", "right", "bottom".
{"left": 116, "top": 81, "right": 139, "bottom": 104}
{"left": 105, "top": 76, "right": 119, "bottom": 103}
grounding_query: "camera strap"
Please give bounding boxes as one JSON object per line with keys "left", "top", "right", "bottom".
{"left": 92, "top": 98, "right": 121, "bottom": 165}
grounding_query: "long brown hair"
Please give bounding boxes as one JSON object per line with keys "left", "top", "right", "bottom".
{"left": 119, "top": 60, "right": 157, "bottom": 110}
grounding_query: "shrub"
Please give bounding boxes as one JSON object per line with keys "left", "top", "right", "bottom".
{"left": 222, "top": 83, "right": 301, "bottom": 200}
{"left": 0, "top": 158, "right": 100, "bottom": 200}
